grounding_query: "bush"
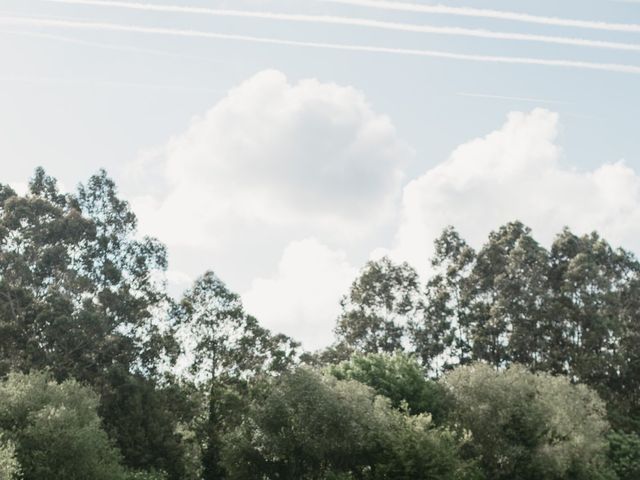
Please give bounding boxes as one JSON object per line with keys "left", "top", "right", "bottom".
{"left": 222, "top": 367, "right": 470, "bottom": 480}
{"left": 0, "top": 371, "right": 126, "bottom": 480}
{"left": 0, "top": 436, "right": 21, "bottom": 480}
{"left": 444, "top": 363, "right": 615, "bottom": 480}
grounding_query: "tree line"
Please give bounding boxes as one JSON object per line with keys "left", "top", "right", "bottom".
{"left": 0, "top": 168, "right": 638, "bottom": 479}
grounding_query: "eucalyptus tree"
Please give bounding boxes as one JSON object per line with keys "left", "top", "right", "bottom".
{"left": 416, "top": 226, "right": 476, "bottom": 372}
{"left": 335, "top": 257, "right": 422, "bottom": 356}
{"left": 0, "top": 169, "right": 185, "bottom": 477}
{"left": 467, "top": 222, "right": 550, "bottom": 369}
{"left": 178, "top": 271, "right": 299, "bottom": 479}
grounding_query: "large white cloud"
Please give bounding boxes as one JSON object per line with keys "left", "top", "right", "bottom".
{"left": 388, "top": 108, "right": 640, "bottom": 275}
{"left": 242, "top": 238, "right": 357, "bottom": 350}
{"left": 132, "top": 69, "right": 411, "bottom": 250}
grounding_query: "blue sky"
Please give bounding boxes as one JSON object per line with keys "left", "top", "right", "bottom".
{"left": 1, "top": 0, "right": 640, "bottom": 348}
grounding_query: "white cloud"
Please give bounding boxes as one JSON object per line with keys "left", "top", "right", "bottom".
{"left": 132, "top": 69, "right": 410, "bottom": 251}
{"left": 387, "top": 108, "right": 640, "bottom": 275}
{"left": 8, "top": 182, "right": 28, "bottom": 196}
{"left": 242, "top": 238, "right": 357, "bottom": 350}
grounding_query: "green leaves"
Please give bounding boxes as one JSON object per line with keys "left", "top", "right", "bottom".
{"left": 329, "top": 352, "right": 451, "bottom": 423}
{"left": 444, "top": 363, "right": 613, "bottom": 480}
{"left": 335, "top": 257, "right": 422, "bottom": 356}
{"left": 0, "top": 371, "right": 126, "bottom": 480}
{"left": 222, "top": 367, "right": 467, "bottom": 480}
{"left": 0, "top": 435, "right": 21, "bottom": 480}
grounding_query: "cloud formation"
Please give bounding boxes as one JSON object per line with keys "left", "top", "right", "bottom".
{"left": 129, "top": 69, "right": 640, "bottom": 351}
{"left": 388, "top": 108, "right": 640, "bottom": 275}
{"left": 243, "top": 238, "right": 357, "bottom": 350}
{"left": 133, "top": 69, "right": 410, "bottom": 250}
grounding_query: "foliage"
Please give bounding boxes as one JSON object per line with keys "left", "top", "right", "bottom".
{"left": 124, "top": 470, "right": 168, "bottom": 480}
{"left": 329, "top": 352, "right": 451, "bottom": 423}
{"left": 0, "top": 371, "right": 126, "bottom": 480}
{"left": 3, "top": 169, "right": 640, "bottom": 479}
{"left": 0, "top": 436, "right": 21, "bottom": 480}
{"left": 608, "top": 431, "right": 640, "bottom": 480}
{"left": 444, "top": 363, "right": 614, "bottom": 480}
{"left": 335, "top": 257, "right": 422, "bottom": 355}
{"left": 177, "top": 271, "right": 300, "bottom": 479}
{"left": 222, "top": 367, "right": 467, "bottom": 480}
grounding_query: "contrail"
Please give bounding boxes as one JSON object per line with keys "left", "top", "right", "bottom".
{"left": 0, "top": 29, "right": 229, "bottom": 63}
{"left": 318, "top": 0, "right": 640, "bottom": 33}
{"left": 42, "top": 0, "right": 640, "bottom": 52}
{"left": 3, "top": 16, "right": 640, "bottom": 75}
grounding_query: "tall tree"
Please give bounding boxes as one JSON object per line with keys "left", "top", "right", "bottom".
{"left": 0, "top": 169, "right": 186, "bottom": 477}
{"left": 549, "top": 229, "right": 640, "bottom": 428}
{"left": 416, "top": 227, "right": 476, "bottom": 371}
{"left": 178, "top": 271, "right": 299, "bottom": 479}
{"left": 468, "top": 222, "right": 549, "bottom": 369}
{"left": 335, "top": 257, "right": 422, "bottom": 355}
{"left": 0, "top": 170, "right": 95, "bottom": 378}
{"left": 76, "top": 169, "right": 178, "bottom": 377}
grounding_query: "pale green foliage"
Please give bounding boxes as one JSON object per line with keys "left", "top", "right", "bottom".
{"left": 125, "top": 470, "right": 168, "bottom": 480}
{"left": 0, "top": 371, "right": 126, "bottom": 480}
{"left": 0, "top": 436, "right": 21, "bottom": 480}
{"left": 222, "top": 367, "right": 469, "bottom": 480}
{"left": 444, "top": 363, "right": 613, "bottom": 480}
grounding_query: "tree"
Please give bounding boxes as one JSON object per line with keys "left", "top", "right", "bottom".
{"left": 335, "top": 257, "right": 422, "bottom": 355}
{"left": 416, "top": 227, "right": 476, "bottom": 371}
{"left": 444, "top": 363, "right": 614, "bottom": 480}
{"left": 0, "top": 371, "right": 126, "bottom": 480}
{"left": 177, "top": 271, "right": 300, "bottom": 479}
{"left": 98, "top": 371, "right": 188, "bottom": 480}
{"left": 0, "top": 169, "right": 186, "bottom": 477}
{"left": 0, "top": 436, "right": 20, "bottom": 480}
{"left": 222, "top": 367, "right": 468, "bottom": 480}
{"left": 0, "top": 173, "right": 95, "bottom": 378}
{"left": 466, "top": 222, "right": 549, "bottom": 369}
{"left": 548, "top": 229, "right": 640, "bottom": 428}
{"left": 608, "top": 431, "right": 640, "bottom": 480}
{"left": 76, "top": 169, "right": 178, "bottom": 378}
{"left": 329, "top": 352, "right": 451, "bottom": 424}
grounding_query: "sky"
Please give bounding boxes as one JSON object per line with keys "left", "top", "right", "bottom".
{"left": 2, "top": 0, "right": 640, "bottom": 350}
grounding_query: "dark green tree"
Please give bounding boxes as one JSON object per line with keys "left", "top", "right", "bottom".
{"left": 329, "top": 352, "right": 451, "bottom": 424}
{"left": 0, "top": 169, "right": 187, "bottom": 478}
{"left": 608, "top": 431, "right": 640, "bottom": 480}
{"left": 178, "top": 271, "right": 300, "bottom": 479}
{"left": 466, "top": 222, "right": 549, "bottom": 369}
{"left": 416, "top": 227, "right": 476, "bottom": 371}
{"left": 222, "top": 367, "right": 468, "bottom": 480}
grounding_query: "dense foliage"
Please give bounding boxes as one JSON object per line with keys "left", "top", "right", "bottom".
{"left": 1, "top": 169, "right": 639, "bottom": 479}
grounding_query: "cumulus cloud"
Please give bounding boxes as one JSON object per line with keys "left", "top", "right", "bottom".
{"left": 242, "top": 238, "right": 357, "bottom": 350}
{"left": 387, "top": 108, "right": 640, "bottom": 275}
{"left": 132, "top": 69, "right": 411, "bottom": 250}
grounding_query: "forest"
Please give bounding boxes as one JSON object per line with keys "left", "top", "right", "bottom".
{"left": 1, "top": 167, "right": 639, "bottom": 480}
